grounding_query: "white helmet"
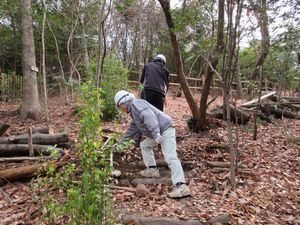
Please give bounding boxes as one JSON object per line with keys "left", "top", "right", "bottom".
{"left": 114, "top": 90, "right": 135, "bottom": 107}
{"left": 155, "top": 54, "right": 166, "bottom": 64}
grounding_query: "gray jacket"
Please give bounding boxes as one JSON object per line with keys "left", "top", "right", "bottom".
{"left": 121, "top": 99, "right": 173, "bottom": 143}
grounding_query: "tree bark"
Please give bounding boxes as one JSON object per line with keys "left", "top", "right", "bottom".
{"left": 209, "top": 105, "right": 250, "bottom": 124}
{"left": 20, "top": 0, "right": 41, "bottom": 120}
{"left": 0, "top": 163, "right": 46, "bottom": 185}
{"left": 0, "top": 156, "right": 58, "bottom": 162}
{"left": 241, "top": 91, "right": 276, "bottom": 107}
{"left": 249, "top": 0, "right": 270, "bottom": 80}
{"left": 41, "top": 0, "right": 49, "bottom": 121}
{"left": 196, "top": 0, "right": 225, "bottom": 131}
{"left": 132, "top": 178, "right": 191, "bottom": 186}
{"left": 158, "top": 0, "right": 200, "bottom": 121}
{"left": 0, "top": 144, "right": 64, "bottom": 157}
{"left": 0, "top": 132, "right": 69, "bottom": 145}
{"left": 121, "top": 214, "right": 231, "bottom": 225}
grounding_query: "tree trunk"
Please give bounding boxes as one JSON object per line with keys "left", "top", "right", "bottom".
{"left": 236, "top": 50, "right": 243, "bottom": 98}
{"left": 249, "top": 0, "right": 270, "bottom": 80}
{"left": 47, "top": 22, "right": 69, "bottom": 104}
{"left": 41, "top": 0, "right": 49, "bottom": 121}
{"left": 137, "top": 0, "right": 143, "bottom": 96}
{"left": 158, "top": 0, "right": 200, "bottom": 121}
{"left": 196, "top": 0, "right": 225, "bottom": 131}
{"left": 20, "top": 0, "right": 40, "bottom": 120}
{"left": 95, "top": 0, "right": 107, "bottom": 86}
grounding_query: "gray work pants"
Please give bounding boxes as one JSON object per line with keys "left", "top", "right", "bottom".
{"left": 140, "top": 127, "right": 185, "bottom": 185}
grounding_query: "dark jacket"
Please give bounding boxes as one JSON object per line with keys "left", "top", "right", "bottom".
{"left": 121, "top": 99, "right": 173, "bottom": 143}
{"left": 140, "top": 60, "right": 170, "bottom": 95}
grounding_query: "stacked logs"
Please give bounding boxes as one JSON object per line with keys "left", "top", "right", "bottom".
{"left": 0, "top": 124, "right": 70, "bottom": 185}
{"left": 209, "top": 92, "right": 300, "bottom": 124}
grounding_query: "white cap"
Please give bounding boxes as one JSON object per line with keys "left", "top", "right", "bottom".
{"left": 114, "top": 90, "right": 135, "bottom": 107}
{"left": 155, "top": 54, "right": 166, "bottom": 64}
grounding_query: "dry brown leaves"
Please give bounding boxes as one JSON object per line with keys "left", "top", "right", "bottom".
{"left": 0, "top": 93, "right": 299, "bottom": 224}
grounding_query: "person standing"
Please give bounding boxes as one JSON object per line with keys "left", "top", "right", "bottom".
{"left": 114, "top": 90, "right": 190, "bottom": 198}
{"left": 140, "top": 54, "right": 170, "bottom": 111}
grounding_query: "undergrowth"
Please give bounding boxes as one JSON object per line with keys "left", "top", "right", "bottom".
{"left": 33, "top": 81, "right": 119, "bottom": 225}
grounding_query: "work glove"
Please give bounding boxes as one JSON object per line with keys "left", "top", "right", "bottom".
{"left": 154, "top": 134, "right": 164, "bottom": 144}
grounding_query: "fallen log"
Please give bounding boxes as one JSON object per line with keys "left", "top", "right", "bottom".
{"left": 0, "top": 160, "right": 78, "bottom": 185}
{"left": 130, "top": 159, "right": 169, "bottom": 168}
{"left": 205, "top": 161, "right": 231, "bottom": 168}
{"left": 209, "top": 105, "right": 250, "bottom": 124}
{"left": 121, "top": 215, "right": 202, "bottom": 225}
{"left": 0, "top": 132, "right": 69, "bottom": 145}
{"left": 261, "top": 105, "right": 300, "bottom": 119}
{"left": 207, "top": 214, "right": 231, "bottom": 224}
{"left": 129, "top": 159, "right": 189, "bottom": 170}
{"left": 109, "top": 184, "right": 149, "bottom": 197}
{"left": 132, "top": 178, "right": 173, "bottom": 185}
{"left": 210, "top": 167, "right": 254, "bottom": 175}
{"left": 0, "top": 122, "right": 9, "bottom": 137}
{"left": 132, "top": 178, "right": 191, "bottom": 186}
{"left": 0, "top": 144, "right": 64, "bottom": 157}
{"left": 121, "top": 214, "right": 231, "bottom": 225}
{"left": 241, "top": 91, "right": 276, "bottom": 107}
{"left": 204, "top": 161, "right": 244, "bottom": 168}
{"left": 282, "top": 96, "right": 300, "bottom": 104}
{"left": 0, "top": 163, "right": 46, "bottom": 185}
{"left": 32, "top": 127, "right": 54, "bottom": 134}
{"left": 0, "top": 156, "right": 59, "bottom": 163}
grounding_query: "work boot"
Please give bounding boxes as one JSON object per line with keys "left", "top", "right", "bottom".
{"left": 140, "top": 168, "right": 160, "bottom": 178}
{"left": 167, "top": 183, "right": 191, "bottom": 198}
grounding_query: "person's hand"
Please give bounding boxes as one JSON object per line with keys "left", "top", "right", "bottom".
{"left": 154, "top": 134, "right": 163, "bottom": 144}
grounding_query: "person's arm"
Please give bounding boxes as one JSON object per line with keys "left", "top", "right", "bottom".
{"left": 139, "top": 108, "right": 161, "bottom": 140}
{"left": 121, "top": 122, "right": 139, "bottom": 143}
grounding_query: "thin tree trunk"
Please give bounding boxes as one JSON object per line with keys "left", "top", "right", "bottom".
{"left": 80, "top": 14, "right": 90, "bottom": 67}
{"left": 67, "top": 17, "right": 81, "bottom": 88}
{"left": 95, "top": 0, "right": 106, "bottom": 87}
{"left": 138, "top": 0, "right": 143, "bottom": 96}
{"left": 41, "top": 0, "right": 48, "bottom": 121}
{"left": 249, "top": 0, "right": 270, "bottom": 80}
{"left": 47, "top": 21, "right": 69, "bottom": 104}
{"left": 158, "top": 0, "right": 200, "bottom": 121}
{"left": 236, "top": 52, "right": 243, "bottom": 98}
{"left": 196, "top": 0, "right": 225, "bottom": 131}
{"left": 253, "top": 67, "right": 263, "bottom": 140}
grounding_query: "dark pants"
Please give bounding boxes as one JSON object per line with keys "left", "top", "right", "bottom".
{"left": 141, "top": 89, "right": 165, "bottom": 111}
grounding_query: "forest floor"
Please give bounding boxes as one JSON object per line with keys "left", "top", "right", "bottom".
{"left": 0, "top": 91, "right": 299, "bottom": 225}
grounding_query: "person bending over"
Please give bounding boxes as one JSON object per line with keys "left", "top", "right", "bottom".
{"left": 114, "top": 90, "right": 190, "bottom": 198}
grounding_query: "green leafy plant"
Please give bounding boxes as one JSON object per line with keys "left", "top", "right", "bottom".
{"left": 34, "top": 81, "right": 118, "bottom": 225}
{"left": 88, "top": 54, "right": 129, "bottom": 120}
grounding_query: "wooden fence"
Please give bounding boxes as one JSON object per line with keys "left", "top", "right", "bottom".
{"left": 0, "top": 73, "right": 22, "bottom": 101}
{"left": 128, "top": 71, "right": 250, "bottom": 96}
